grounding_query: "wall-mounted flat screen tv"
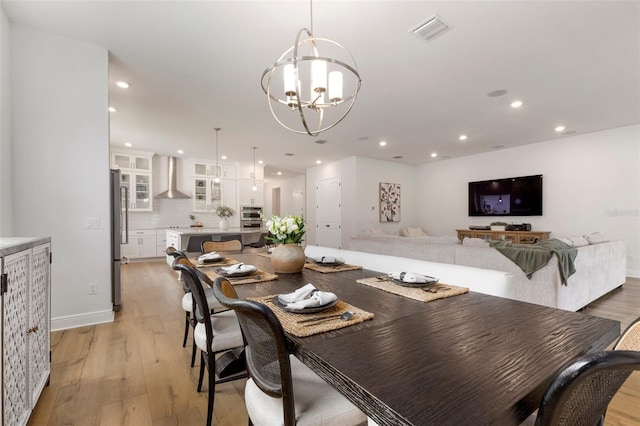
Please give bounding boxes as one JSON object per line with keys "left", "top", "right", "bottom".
{"left": 468, "top": 174, "right": 542, "bottom": 216}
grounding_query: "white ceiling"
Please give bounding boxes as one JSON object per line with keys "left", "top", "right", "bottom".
{"left": 2, "top": 1, "right": 639, "bottom": 177}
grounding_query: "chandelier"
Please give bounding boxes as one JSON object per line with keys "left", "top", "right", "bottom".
{"left": 261, "top": 0, "right": 361, "bottom": 137}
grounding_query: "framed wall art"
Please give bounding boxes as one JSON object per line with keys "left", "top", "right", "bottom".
{"left": 379, "top": 182, "right": 400, "bottom": 222}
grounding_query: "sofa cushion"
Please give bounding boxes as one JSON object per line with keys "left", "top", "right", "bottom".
{"left": 568, "top": 235, "right": 589, "bottom": 247}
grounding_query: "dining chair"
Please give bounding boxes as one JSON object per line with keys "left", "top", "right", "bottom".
{"left": 614, "top": 315, "right": 640, "bottom": 350}
{"left": 185, "top": 235, "right": 212, "bottom": 255}
{"left": 174, "top": 263, "right": 247, "bottom": 426}
{"left": 532, "top": 350, "right": 640, "bottom": 426}
{"left": 168, "top": 248, "right": 225, "bottom": 367}
{"left": 244, "top": 231, "right": 269, "bottom": 249}
{"left": 212, "top": 277, "right": 368, "bottom": 426}
{"left": 202, "top": 239, "right": 243, "bottom": 254}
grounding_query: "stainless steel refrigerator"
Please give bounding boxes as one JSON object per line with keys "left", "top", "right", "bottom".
{"left": 110, "top": 169, "right": 129, "bottom": 311}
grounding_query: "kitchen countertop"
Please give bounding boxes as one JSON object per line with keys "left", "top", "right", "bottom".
{"left": 165, "top": 227, "right": 265, "bottom": 235}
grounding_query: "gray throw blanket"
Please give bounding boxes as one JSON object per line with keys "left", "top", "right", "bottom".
{"left": 489, "top": 239, "right": 578, "bottom": 285}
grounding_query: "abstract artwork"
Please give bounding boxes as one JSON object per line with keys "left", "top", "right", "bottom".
{"left": 379, "top": 182, "right": 400, "bottom": 222}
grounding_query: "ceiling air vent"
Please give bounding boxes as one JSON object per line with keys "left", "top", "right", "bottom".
{"left": 410, "top": 14, "right": 452, "bottom": 41}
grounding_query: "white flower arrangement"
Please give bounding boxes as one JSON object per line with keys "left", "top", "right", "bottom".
{"left": 266, "top": 214, "right": 306, "bottom": 244}
{"left": 215, "top": 205, "right": 235, "bottom": 218}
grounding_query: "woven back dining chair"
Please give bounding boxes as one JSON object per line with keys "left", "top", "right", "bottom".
{"left": 202, "top": 239, "right": 243, "bottom": 254}
{"left": 614, "top": 316, "right": 640, "bottom": 350}
{"left": 533, "top": 350, "right": 640, "bottom": 426}
{"left": 212, "top": 277, "right": 367, "bottom": 426}
{"left": 174, "top": 264, "right": 246, "bottom": 426}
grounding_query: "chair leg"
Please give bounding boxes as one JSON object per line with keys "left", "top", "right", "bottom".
{"left": 197, "top": 350, "right": 205, "bottom": 392}
{"left": 191, "top": 338, "right": 197, "bottom": 367}
{"left": 183, "top": 311, "right": 190, "bottom": 347}
{"left": 206, "top": 351, "right": 216, "bottom": 426}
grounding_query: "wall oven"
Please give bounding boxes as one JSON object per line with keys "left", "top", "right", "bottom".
{"left": 241, "top": 206, "right": 263, "bottom": 228}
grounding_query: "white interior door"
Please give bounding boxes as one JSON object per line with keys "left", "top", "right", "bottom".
{"left": 316, "top": 177, "right": 341, "bottom": 248}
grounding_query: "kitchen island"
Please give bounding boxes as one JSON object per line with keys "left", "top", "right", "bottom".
{"left": 165, "top": 228, "right": 265, "bottom": 266}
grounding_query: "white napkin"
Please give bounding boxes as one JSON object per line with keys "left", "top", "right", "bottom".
{"left": 278, "top": 283, "right": 338, "bottom": 309}
{"left": 198, "top": 252, "right": 223, "bottom": 262}
{"left": 388, "top": 271, "right": 437, "bottom": 284}
{"left": 219, "top": 263, "right": 257, "bottom": 276}
{"left": 312, "top": 256, "right": 344, "bottom": 264}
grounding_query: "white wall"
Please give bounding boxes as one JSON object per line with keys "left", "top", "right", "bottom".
{"left": 11, "top": 24, "right": 112, "bottom": 327}
{"left": 0, "top": 6, "right": 11, "bottom": 236}
{"left": 416, "top": 125, "right": 640, "bottom": 276}
{"left": 305, "top": 156, "right": 418, "bottom": 248}
{"left": 263, "top": 174, "right": 306, "bottom": 220}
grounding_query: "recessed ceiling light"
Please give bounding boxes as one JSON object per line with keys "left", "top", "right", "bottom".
{"left": 108, "top": 107, "right": 116, "bottom": 112}
{"left": 379, "top": 141, "right": 387, "bottom": 147}
{"left": 430, "top": 152, "right": 438, "bottom": 158}
{"left": 177, "top": 149, "right": 184, "bottom": 154}
{"left": 555, "top": 125, "right": 566, "bottom": 132}
{"left": 124, "top": 142, "right": 132, "bottom": 147}
{"left": 258, "top": 160, "right": 264, "bottom": 165}
{"left": 487, "top": 89, "right": 508, "bottom": 97}
{"left": 510, "top": 100, "right": 523, "bottom": 108}
{"left": 316, "top": 160, "right": 322, "bottom": 165}
{"left": 116, "top": 81, "right": 130, "bottom": 89}
{"left": 277, "top": 171, "right": 283, "bottom": 175}
{"left": 221, "top": 155, "right": 227, "bottom": 160}
{"left": 459, "top": 134, "right": 467, "bottom": 141}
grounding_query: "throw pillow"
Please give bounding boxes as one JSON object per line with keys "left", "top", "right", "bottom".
{"left": 556, "top": 237, "right": 574, "bottom": 246}
{"left": 369, "top": 228, "right": 385, "bottom": 235}
{"left": 462, "top": 237, "right": 490, "bottom": 247}
{"left": 584, "top": 232, "right": 608, "bottom": 244}
{"left": 568, "top": 235, "right": 589, "bottom": 247}
{"left": 405, "top": 227, "right": 427, "bottom": 237}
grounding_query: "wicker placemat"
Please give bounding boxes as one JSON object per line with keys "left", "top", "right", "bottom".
{"left": 304, "top": 262, "right": 363, "bottom": 273}
{"left": 203, "top": 269, "right": 278, "bottom": 285}
{"left": 189, "top": 257, "right": 240, "bottom": 268}
{"left": 256, "top": 252, "right": 271, "bottom": 259}
{"left": 248, "top": 296, "right": 374, "bottom": 337}
{"left": 356, "top": 277, "right": 468, "bottom": 302}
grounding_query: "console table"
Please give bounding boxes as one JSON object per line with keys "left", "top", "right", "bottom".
{"left": 457, "top": 229, "right": 550, "bottom": 244}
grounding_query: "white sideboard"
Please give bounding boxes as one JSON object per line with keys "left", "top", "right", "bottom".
{"left": 0, "top": 237, "right": 51, "bottom": 426}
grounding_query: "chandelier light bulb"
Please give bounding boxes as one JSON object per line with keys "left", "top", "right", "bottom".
{"left": 311, "top": 60, "right": 327, "bottom": 93}
{"left": 328, "top": 71, "right": 343, "bottom": 102}
{"left": 284, "top": 64, "right": 297, "bottom": 96}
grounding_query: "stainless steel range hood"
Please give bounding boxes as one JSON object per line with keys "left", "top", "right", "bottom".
{"left": 154, "top": 156, "right": 190, "bottom": 199}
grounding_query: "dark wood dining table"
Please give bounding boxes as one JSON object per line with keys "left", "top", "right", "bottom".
{"left": 221, "top": 253, "right": 620, "bottom": 425}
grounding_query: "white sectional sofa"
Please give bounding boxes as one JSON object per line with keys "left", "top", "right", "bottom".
{"left": 306, "top": 234, "right": 627, "bottom": 311}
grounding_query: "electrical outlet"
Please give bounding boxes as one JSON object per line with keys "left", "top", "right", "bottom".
{"left": 88, "top": 283, "right": 97, "bottom": 295}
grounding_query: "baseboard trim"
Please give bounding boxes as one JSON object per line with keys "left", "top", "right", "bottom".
{"left": 51, "top": 309, "right": 114, "bottom": 331}
{"left": 627, "top": 269, "right": 640, "bottom": 279}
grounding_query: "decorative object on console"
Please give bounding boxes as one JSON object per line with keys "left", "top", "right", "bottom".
{"left": 490, "top": 221, "right": 507, "bottom": 231}
{"left": 380, "top": 182, "right": 401, "bottom": 222}
{"left": 189, "top": 214, "right": 203, "bottom": 228}
{"left": 215, "top": 205, "right": 235, "bottom": 231}
{"left": 260, "top": 0, "right": 361, "bottom": 136}
{"left": 266, "top": 214, "right": 307, "bottom": 273}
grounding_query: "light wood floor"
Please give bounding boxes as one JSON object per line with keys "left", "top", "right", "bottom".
{"left": 28, "top": 261, "right": 639, "bottom": 426}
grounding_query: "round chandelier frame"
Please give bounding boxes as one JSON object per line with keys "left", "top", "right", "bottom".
{"left": 261, "top": 27, "right": 361, "bottom": 137}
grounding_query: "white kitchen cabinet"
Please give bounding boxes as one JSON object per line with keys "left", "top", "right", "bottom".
{"left": 111, "top": 151, "right": 153, "bottom": 172}
{"left": 120, "top": 172, "right": 153, "bottom": 212}
{"left": 193, "top": 177, "right": 222, "bottom": 212}
{"left": 121, "top": 229, "right": 157, "bottom": 259}
{"left": 222, "top": 178, "right": 240, "bottom": 228}
{"left": 193, "top": 161, "right": 236, "bottom": 179}
{"left": 156, "top": 230, "right": 168, "bottom": 257}
{"left": 237, "top": 163, "right": 264, "bottom": 180}
{"left": 165, "top": 231, "right": 181, "bottom": 267}
{"left": 238, "top": 179, "right": 264, "bottom": 206}
{"left": 1, "top": 238, "right": 51, "bottom": 426}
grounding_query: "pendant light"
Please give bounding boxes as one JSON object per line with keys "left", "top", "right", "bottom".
{"left": 261, "top": 0, "right": 361, "bottom": 136}
{"left": 214, "top": 128, "right": 221, "bottom": 183}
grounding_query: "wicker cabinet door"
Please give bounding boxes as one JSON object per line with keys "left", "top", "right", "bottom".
{"left": 2, "top": 249, "right": 31, "bottom": 426}
{"left": 29, "top": 244, "right": 51, "bottom": 406}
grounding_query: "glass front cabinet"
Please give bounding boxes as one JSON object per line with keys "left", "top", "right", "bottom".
{"left": 111, "top": 151, "right": 154, "bottom": 212}
{"left": 193, "top": 177, "right": 222, "bottom": 212}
